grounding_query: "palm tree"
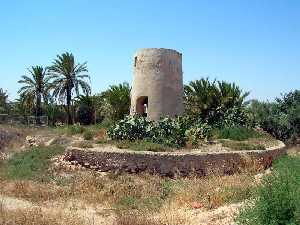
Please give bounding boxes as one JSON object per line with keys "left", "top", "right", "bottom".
{"left": 184, "top": 78, "right": 249, "bottom": 118}
{"left": 18, "top": 66, "right": 50, "bottom": 119}
{"left": 217, "top": 81, "right": 250, "bottom": 109}
{"left": 102, "top": 82, "right": 131, "bottom": 121}
{"left": 184, "top": 78, "right": 219, "bottom": 117}
{"left": 48, "top": 52, "right": 91, "bottom": 125}
{"left": 0, "top": 88, "right": 9, "bottom": 113}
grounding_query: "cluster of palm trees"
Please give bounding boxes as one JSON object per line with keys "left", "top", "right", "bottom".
{"left": 18, "top": 52, "right": 91, "bottom": 124}
{"left": 184, "top": 78, "right": 249, "bottom": 119}
{"left": 16, "top": 52, "right": 250, "bottom": 126}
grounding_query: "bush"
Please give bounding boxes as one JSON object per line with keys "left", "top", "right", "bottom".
{"left": 248, "top": 90, "right": 300, "bottom": 141}
{"left": 236, "top": 156, "right": 300, "bottom": 225}
{"left": 108, "top": 115, "right": 209, "bottom": 147}
{"left": 208, "top": 106, "right": 251, "bottom": 128}
{"left": 68, "top": 124, "right": 85, "bottom": 135}
{"left": 186, "top": 120, "right": 212, "bottom": 145}
{"left": 108, "top": 116, "right": 152, "bottom": 141}
{"left": 77, "top": 104, "right": 94, "bottom": 125}
{"left": 184, "top": 78, "right": 250, "bottom": 128}
{"left": 83, "top": 130, "right": 94, "bottom": 140}
{"left": 216, "top": 126, "right": 263, "bottom": 141}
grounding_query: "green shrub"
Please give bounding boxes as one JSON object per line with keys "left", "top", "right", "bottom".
{"left": 68, "top": 124, "right": 85, "bottom": 135}
{"left": 108, "top": 115, "right": 189, "bottom": 147}
{"left": 236, "top": 156, "right": 300, "bottom": 225}
{"left": 186, "top": 120, "right": 212, "bottom": 145}
{"left": 216, "top": 126, "right": 263, "bottom": 141}
{"left": 77, "top": 104, "right": 94, "bottom": 125}
{"left": 1, "top": 146, "right": 64, "bottom": 181}
{"left": 149, "top": 117, "right": 188, "bottom": 147}
{"left": 130, "top": 140, "right": 170, "bottom": 152}
{"left": 83, "top": 130, "right": 94, "bottom": 140}
{"left": 115, "top": 140, "right": 170, "bottom": 152}
{"left": 248, "top": 90, "right": 300, "bottom": 141}
{"left": 108, "top": 115, "right": 152, "bottom": 141}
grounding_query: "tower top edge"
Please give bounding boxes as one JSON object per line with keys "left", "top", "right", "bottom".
{"left": 134, "top": 48, "right": 182, "bottom": 56}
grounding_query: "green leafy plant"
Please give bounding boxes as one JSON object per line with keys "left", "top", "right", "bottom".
{"left": 68, "top": 124, "right": 85, "bottom": 135}
{"left": 48, "top": 52, "right": 91, "bottom": 125}
{"left": 236, "top": 156, "right": 300, "bottom": 225}
{"left": 248, "top": 90, "right": 300, "bottom": 141}
{"left": 216, "top": 126, "right": 263, "bottom": 141}
{"left": 83, "top": 130, "right": 94, "bottom": 140}
{"left": 185, "top": 119, "right": 212, "bottom": 145}
{"left": 184, "top": 78, "right": 250, "bottom": 127}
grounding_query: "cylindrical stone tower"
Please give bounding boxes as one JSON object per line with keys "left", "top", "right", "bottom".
{"left": 130, "top": 48, "right": 184, "bottom": 121}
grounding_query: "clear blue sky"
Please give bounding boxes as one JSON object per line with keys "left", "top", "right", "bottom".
{"left": 0, "top": 0, "right": 299, "bottom": 101}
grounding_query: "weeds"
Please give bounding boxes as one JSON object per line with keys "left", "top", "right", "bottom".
{"left": 216, "top": 126, "right": 264, "bottom": 141}
{"left": 236, "top": 155, "right": 300, "bottom": 225}
{"left": 0, "top": 205, "right": 85, "bottom": 225}
{"left": 1, "top": 146, "right": 64, "bottom": 181}
{"left": 220, "top": 140, "right": 266, "bottom": 150}
{"left": 117, "top": 140, "right": 171, "bottom": 152}
{"left": 83, "top": 130, "right": 94, "bottom": 140}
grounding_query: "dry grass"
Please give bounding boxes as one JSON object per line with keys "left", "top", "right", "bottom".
{"left": 0, "top": 169, "right": 256, "bottom": 212}
{"left": 0, "top": 203, "right": 86, "bottom": 225}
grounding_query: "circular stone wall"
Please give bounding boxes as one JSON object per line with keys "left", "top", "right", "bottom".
{"left": 130, "top": 48, "right": 184, "bottom": 121}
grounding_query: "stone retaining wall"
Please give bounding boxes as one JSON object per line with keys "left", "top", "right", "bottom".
{"left": 64, "top": 146, "right": 287, "bottom": 177}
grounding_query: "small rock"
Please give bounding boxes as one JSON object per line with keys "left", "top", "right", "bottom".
{"left": 45, "top": 138, "right": 57, "bottom": 146}
{"left": 191, "top": 202, "right": 204, "bottom": 209}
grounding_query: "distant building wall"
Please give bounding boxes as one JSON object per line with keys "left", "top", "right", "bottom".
{"left": 130, "top": 48, "right": 184, "bottom": 121}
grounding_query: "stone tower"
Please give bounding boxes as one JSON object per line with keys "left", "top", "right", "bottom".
{"left": 130, "top": 48, "right": 184, "bottom": 121}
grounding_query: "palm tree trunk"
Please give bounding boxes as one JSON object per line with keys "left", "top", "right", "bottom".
{"left": 36, "top": 92, "right": 42, "bottom": 125}
{"left": 66, "top": 88, "right": 73, "bottom": 125}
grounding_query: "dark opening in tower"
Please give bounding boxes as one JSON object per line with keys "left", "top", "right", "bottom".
{"left": 136, "top": 96, "right": 148, "bottom": 117}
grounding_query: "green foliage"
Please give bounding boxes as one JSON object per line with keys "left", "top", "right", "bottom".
{"left": 18, "top": 66, "right": 50, "bottom": 117}
{"left": 208, "top": 106, "right": 250, "bottom": 128}
{"left": 236, "top": 156, "right": 300, "bottom": 225}
{"left": 149, "top": 117, "right": 188, "bottom": 147}
{"left": 83, "top": 130, "right": 94, "bottom": 140}
{"left": 68, "top": 124, "right": 85, "bottom": 135}
{"left": 0, "top": 88, "right": 9, "bottom": 114}
{"left": 75, "top": 95, "right": 95, "bottom": 125}
{"left": 108, "top": 115, "right": 214, "bottom": 147}
{"left": 216, "top": 126, "right": 264, "bottom": 141}
{"left": 1, "top": 146, "right": 64, "bottom": 181}
{"left": 184, "top": 78, "right": 250, "bottom": 127}
{"left": 116, "top": 196, "right": 163, "bottom": 211}
{"left": 48, "top": 52, "right": 91, "bottom": 124}
{"left": 116, "top": 140, "right": 170, "bottom": 152}
{"left": 101, "top": 82, "right": 131, "bottom": 121}
{"left": 248, "top": 90, "right": 300, "bottom": 141}
{"left": 185, "top": 119, "right": 212, "bottom": 145}
{"left": 108, "top": 115, "right": 152, "bottom": 141}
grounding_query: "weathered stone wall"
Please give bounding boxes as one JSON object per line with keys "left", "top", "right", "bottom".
{"left": 130, "top": 48, "right": 184, "bottom": 121}
{"left": 64, "top": 147, "right": 287, "bottom": 177}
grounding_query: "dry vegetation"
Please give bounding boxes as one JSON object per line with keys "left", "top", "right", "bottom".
{"left": 0, "top": 125, "right": 297, "bottom": 225}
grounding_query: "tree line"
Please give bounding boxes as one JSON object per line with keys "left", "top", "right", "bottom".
{"left": 0, "top": 52, "right": 299, "bottom": 142}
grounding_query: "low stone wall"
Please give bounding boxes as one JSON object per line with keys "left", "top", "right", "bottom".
{"left": 64, "top": 146, "right": 287, "bottom": 177}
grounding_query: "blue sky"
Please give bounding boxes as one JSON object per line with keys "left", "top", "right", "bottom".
{"left": 0, "top": 0, "right": 299, "bottom": 101}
